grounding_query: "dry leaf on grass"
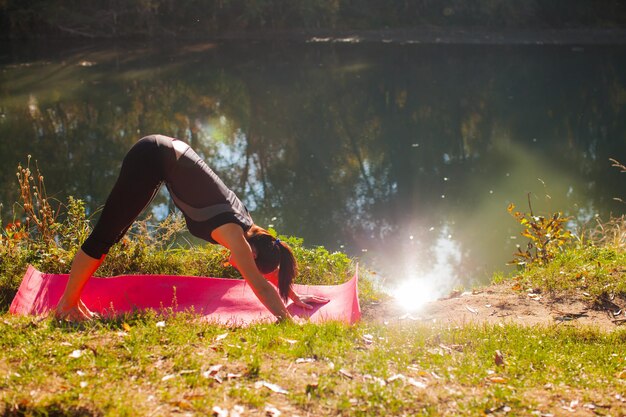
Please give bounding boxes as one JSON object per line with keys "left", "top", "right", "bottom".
{"left": 561, "top": 399, "right": 580, "bottom": 412}
{"left": 215, "top": 333, "right": 229, "bottom": 342}
{"left": 465, "top": 305, "right": 479, "bottom": 314}
{"left": 387, "top": 373, "right": 405, "bottom": 383}
{"left": 230, "top": 405, "right": 245, "bottom": 417}
{"left": 494, "top": 350, "right": 505, "bottom": 367}
{"left": 69, "top": 350, "right": 83, "bottom": 358}
{"left": 440, "top": 343, "right": 464, "bottom": 353}
{"left": 265, "top": 405, "right": 282, "bottom": 416}
{"left": 486, "top": 376, "right": 508, "bottom": 384}
{"left": 202, "top": 364, "right": 224, "bottom": 378}
{"left": 305, "top": 382, "right": 319, "bottom": 394}
{"left": 406, "top": 365, "right": 420, "bottom": 372}
{"left": 363, "top": 374, "right": 386, "bottom": 386}
{"left": 407, "top": 377, "right": 427, "bottom": 389}
{"left": 339, "top": 368, "right": 354, "bottom": 379}
{"left": 255, "top": 381, "right": 289, "bottom": 394}
{"left": 212, "top": 406, "right": 228, "bottom": 417}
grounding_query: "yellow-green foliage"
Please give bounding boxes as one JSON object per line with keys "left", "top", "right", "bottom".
{"left": 507, "top": 199, "right": 573, "bottom": 267}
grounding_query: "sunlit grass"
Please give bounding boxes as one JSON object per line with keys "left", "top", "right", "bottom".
{"left": 2, "top": 314, "right": 626, "bottom": 416}
{"left": 503, "top": 231, "right": 626, "bottom": 307}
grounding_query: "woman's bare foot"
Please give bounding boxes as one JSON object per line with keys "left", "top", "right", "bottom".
{"left": 56, "top": 298, "right": 93, "bottom": 321}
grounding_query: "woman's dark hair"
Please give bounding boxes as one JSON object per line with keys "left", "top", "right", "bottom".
{"left": 246, "top": 225, "right": 297, "bottom": 301}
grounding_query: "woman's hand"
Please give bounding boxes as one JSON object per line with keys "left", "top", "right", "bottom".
{"left": 292, "top": 294, "right": 330, "bottom": 310}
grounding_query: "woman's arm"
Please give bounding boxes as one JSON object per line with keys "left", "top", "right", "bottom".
{"left": 212, "top": 223, "right": 292, "bottom": 322}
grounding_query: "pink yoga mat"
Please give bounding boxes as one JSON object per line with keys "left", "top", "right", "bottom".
{"left": 10, "top": 265, "right": 361, "bottom": 325}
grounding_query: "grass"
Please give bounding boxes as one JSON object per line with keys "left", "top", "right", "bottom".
{"left": 512, "top": 245, "right": 626, "bottom": 299}
{"left": 2, "top": 314, "right": 626, "bottom": 416}
{"left": 494, "top": 216, "right": 626, "bottom": 312}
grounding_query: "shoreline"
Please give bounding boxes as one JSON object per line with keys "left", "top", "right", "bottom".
{"left": 215, "top": 27, "right": 626, "bottom": 45}
{"left": 2, "top": 27, "right": 626, "bottom": 46}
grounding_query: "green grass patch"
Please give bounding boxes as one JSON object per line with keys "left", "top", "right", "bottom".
{"left": 500, "top": 212, "right": 626, "bottom": 306}
{"left": 2, "top": 315, "right": 626, "bottom": 416}
{"left": 514, "top": 245, "right": 626, "bottom": 299}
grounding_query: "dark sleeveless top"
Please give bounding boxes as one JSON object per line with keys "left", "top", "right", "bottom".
{"left": 161, "top": 136, "right": 253, "bottom": 243}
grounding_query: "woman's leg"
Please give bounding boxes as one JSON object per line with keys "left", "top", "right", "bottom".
{"left": 56, "top": 137, "right": 167, "bottom": 320}
{"left": 56, "top": 249, "right": 104, "bottom": 320}
{"left": 81, "top": 138, "right": 166, "bottom": 259}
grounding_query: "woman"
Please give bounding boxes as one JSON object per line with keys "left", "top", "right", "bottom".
{"left": 55, "top": 134, "right": 328, "bottom": 322}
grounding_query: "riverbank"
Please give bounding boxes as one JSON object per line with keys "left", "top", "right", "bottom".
{"left": 215, "top": 27, "right": 626, "bottom": 45}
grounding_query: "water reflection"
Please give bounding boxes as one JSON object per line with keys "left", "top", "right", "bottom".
{"left": 0, "top": 41, "right": 624, "bottom": 291}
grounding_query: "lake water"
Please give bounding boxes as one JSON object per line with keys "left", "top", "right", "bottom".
{"left": 1, "top": 40, "right": 625, "bottom": 299}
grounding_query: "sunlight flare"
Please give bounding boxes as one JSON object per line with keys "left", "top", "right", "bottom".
{"left": 392, "top": 277, "right": 439, "bottom": 312}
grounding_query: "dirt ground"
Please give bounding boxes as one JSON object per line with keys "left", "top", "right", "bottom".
{"left": 362, "top": 283, "right": 626, "bottom": 331}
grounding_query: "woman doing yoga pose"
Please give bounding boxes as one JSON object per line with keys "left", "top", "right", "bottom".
{"left": 55, "top": 135, "right": 328, "bottom": 322}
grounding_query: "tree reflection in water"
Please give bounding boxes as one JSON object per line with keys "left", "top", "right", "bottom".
{"left": 0, "top": 41, "right": 624, "bottom": 290}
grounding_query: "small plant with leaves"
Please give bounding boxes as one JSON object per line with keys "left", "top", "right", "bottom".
{"left": 507, "top": 195, "right": 573, "bottom": 267}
